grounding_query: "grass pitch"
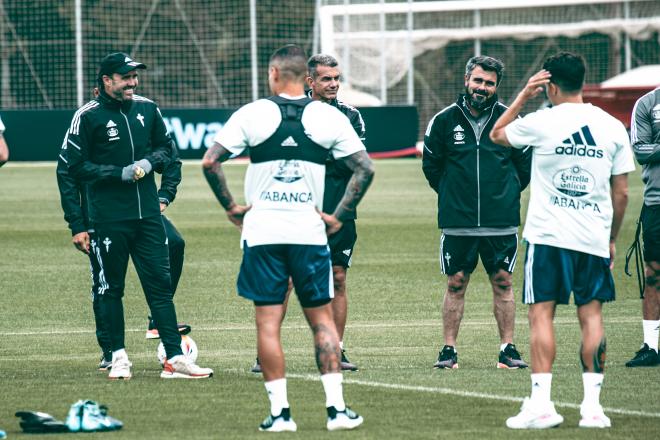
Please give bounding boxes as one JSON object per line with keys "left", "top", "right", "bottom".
{"left": 0, "top": 159, "right": 658, "bottom": 439}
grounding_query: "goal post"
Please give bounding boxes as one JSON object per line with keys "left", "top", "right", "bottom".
{"left": 318, "top": 0, "right": 660, "bottom": 130}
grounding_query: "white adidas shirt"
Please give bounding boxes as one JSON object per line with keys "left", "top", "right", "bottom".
{"left": 214, "top": 93, "right": 365, "bottom": 247}
{"left": 505, "top": 103, "right": 635, "bottom": 258}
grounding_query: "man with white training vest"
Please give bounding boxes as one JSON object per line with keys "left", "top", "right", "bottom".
{"left": 202, "top": 44, "right": 374, "bottom": 432}
{"left": 491, "top": 51, "right": 634, "bottom": 429}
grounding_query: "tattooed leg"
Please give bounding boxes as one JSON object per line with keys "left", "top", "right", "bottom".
{"left": 303, "top": 304, "right": 341, "bottom": 374}
{"left": 580, "top": 338, "right": 607, "bottom": 373}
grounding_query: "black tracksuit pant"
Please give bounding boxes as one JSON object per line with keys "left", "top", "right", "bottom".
{"left": 91, "top": 215, "right": 184, "bottom": 359}
{"left": 91, "top": 215, "right": 185, "bottom": 359}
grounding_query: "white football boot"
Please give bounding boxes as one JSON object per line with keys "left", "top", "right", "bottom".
{"left": 108, "top": 352, "right": 132, "bottom": 380}
{"left": 506, "top": 398, "right": 564, "bottom": 429}
{"left": 160, "top": 355, "right": 213, "bottom": 379}
{"left": 579, "top": 404, "right": 611, "bottom": 428}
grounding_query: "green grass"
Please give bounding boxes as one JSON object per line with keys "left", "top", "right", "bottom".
{"left": 0, "top": 159, "right": 658, "bottom": 439}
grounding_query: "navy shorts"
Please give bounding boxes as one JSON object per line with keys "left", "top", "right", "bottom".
{"left": 642, "top": 204, "right": 660, "bottom": 262}
{"left": 440, "top": 234, "right": 519, "bottom": 276}
{"left": 328, "top": 220, "right": 357, "bottom": 268}
{"left": 522, "top": 243, "right": 615, "bottom": 306}
{"left": 237, "top": 242, "right": 333, "bottom": 307}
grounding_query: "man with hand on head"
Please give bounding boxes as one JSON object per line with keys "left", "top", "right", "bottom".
{"left": 491, "top": 52, "right": 634, "bottom": 429}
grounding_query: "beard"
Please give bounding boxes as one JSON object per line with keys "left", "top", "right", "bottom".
{"left": 466, "top": 87, "right": 495, "bottom": 111}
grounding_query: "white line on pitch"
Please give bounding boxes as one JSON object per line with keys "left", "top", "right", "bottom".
{"left": 5, "top": 317, "right": 640, "bottom": 337}
{"left": 288, "top": 373, "right": 660, "bottom": 419}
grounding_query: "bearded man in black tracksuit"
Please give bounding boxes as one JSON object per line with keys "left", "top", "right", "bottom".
{"left": 57, "top": 132, "right": 188, "bottom": 370}
{"left": 422, "top": 56, "right": 532, "bottom": 370}
{"left": 65, "top": 52, "right": 212, "bottom": 380}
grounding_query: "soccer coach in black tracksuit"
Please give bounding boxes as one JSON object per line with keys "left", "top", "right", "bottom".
{"left": 422, "top": 56, "right": 532, "bottom": 370}
{"left": 57, "top": 132, "right": 186, "bottom": 369}
{"left": 64, "top": 53, "right": 203, "bottom": 378}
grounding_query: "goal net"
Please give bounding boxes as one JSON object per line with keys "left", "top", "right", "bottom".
{"left": 319, "top": 0, "right": 660, "bottom": 130}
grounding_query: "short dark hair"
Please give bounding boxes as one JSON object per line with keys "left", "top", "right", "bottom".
{"left": 307, "top": 54, "right": 338, "bottom": 79}
{"left": 465, "top": 56, "right": 504, "bottom": 85}
{"left": 269, "top": 44, "right": 308, "bottom": 82}
{"left": 542, "top": 52, "right": 586, "bottom": 94}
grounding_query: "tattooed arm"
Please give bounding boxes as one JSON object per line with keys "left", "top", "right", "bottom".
{"left": 202, "top": 142, "right": 250, "bottom": 227}
{"left": 321, "top": 150, "right": 375, "bottom": 235}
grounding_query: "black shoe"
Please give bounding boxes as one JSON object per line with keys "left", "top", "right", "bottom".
{"left": 250, "top": 357, "right": 262, "bottom": 374}
{"left": 625, "top": 343, "right": 660, "bottom": 367}
{"left": 497, "top": 343, "right": 529, "bottom": 369}
{"left": 258, "top": 408, "right": 297, "bottom": 432}
{"left": 340, "top": 349, "right": 358, "bottom": 371}
{"left": 145, "top": 316, "right": 192, "bottom": 339}
{"left": 433, "top": 345, "right": 458, "bottom": 369}
{"left": 98, "top": 352, "right": 113, "bottom": 371}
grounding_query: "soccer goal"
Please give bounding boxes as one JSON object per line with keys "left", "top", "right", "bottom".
{"left": 319, "top": 0, "right": 660, "bottom": 127}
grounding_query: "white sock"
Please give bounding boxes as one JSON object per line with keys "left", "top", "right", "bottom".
{"left": 265, "top": 378, "right": 289, "bottom": 416}
{"left": 500, "top": 343, "right": 509, "bottom": 352}
{"left": 112, "top": 349, "right": 127, "bottom": 361}
{"left": 529, "top": 373, "right": 552, "bottom": 404}
{"left": 581, "top": 372, "right": 604, "bottom": 408}
{"left": 643, "top": 320, "right": 660, "bottom": 352}
{"left": 339, "top": 340, "right": 345, "bottom": 351}
{"left": 321, "top": 373, "right": 346, "bottom": 411}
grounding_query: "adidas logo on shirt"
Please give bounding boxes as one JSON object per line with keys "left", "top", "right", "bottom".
{"left": 555, "top": 125, "right": 603, "bottom": 158}
{"left": 453, "top": 124, "right": 465, "bottom": 142}
{"left": 281, "top": 136, "right": 298, "bottom": 147}
{"left": 106, "top": 120, "right": 117, "bottom": 128}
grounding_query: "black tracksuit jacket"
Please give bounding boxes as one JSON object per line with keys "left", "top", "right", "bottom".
{"left": 65, "top": 91, "right": 173, "bottom": 223}
{"left": 57, "top": 137, "right": 182, "bottom": 235}
{"left": 422, "top": 95, "right": 532, "bottom": 229}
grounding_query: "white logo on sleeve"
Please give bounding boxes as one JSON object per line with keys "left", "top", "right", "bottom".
{"left": 103, "top": 237, "right": 112, "bottom": 253}
{"left": 137, "top": 113, "right": 145, "bottom": 127}
{"left": 652, "top": 104, "right": 660, "bottom": 121}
